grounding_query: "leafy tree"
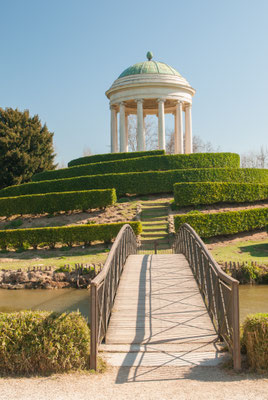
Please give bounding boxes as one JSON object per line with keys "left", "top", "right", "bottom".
{"left": 0, "top": 108, "right": 56, "bottom": 189}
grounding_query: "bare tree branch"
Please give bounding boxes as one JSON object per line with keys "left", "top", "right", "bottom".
{"left": 241, "top": 146, "right": 268, "bottom": 168}
{"left": 82, "top": 146, "right": 92, "bottom": 157}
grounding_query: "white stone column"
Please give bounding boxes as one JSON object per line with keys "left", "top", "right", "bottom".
{"left": 174, "top": 101, "right": 183, "bottom": 154}
{"left": 136, "top": 99, "right": 144, "bottom": 151}
{"left": 157, "top": 99, "right": 166, "bottom": 150}
{"left": 125, "top": 113, "right": 129, "bottom": 152}
{"left": 110, "top": 105, "right": 118, "bottom": 153}
{"left": 185, "top": 104, "right": 192, "bottom": 154}
{"left": 119, "top": 102, "right": 126, "bottom": 153}
{"left": 143, "top": 115, "right": 146, "bottom": 150}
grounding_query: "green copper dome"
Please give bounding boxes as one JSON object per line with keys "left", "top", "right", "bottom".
{"left": 118, "top": 53, "right": 181, "bottom": 79}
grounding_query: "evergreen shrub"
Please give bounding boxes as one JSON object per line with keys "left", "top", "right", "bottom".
{"left": 174, "top": 182, "right": 268, "bottom": 206}
{"left": 33, "top": 153, "right": 240, "bottom": 182}
{"left": 0, "top": 107, "right": 56, "bottom": 189}
{"left": 0, "top": 189, "right": 116, "bottom": 217}
{"left": 0, "top": 221, "right": 142, "bottom": 250}
{"left": 68, "top": 149, "right": 165, "bottom": 167}
{"left": 174, "top": 207, "right": 268, "bottom": 238}
{"left": 242, "top": 313, "right": 268, "bottom": 371}
{"left": 1, "top": 168, "right": 268, "bottom": 198}
{"left": 0, "top": 311, "right": 90, "bottom": 375}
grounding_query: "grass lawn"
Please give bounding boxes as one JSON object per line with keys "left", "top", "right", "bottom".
{"left": 210, "top": 238, "right": 268, "bottom": 265}
{"left": 0, "top": 245, "right": 109, "bottom": 270}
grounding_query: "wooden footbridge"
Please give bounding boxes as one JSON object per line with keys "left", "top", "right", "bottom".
{"left": 90, "top": 224, "right": 241, "bottom": 371}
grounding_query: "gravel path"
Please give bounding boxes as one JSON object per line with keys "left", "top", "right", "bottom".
{"left": 1, "top": 366, "right": 267, "bottom": 400}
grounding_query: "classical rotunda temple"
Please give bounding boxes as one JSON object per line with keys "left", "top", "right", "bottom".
{"left": 105, "top": 52, "right": 195, "bottom": 154}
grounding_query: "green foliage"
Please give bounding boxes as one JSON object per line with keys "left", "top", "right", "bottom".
{"left": 0, "top": 189, "right": 116, "bottom": 217}
{"left": 238, "top": 263, "right": 264, "bottom": 283}
{"left": 68, "top": 149, "right": 165, "bottom": 167}
{"left": 33, "top": 153, "right": 240, "bottom": 182}
{"left": 174, "top": 182, "right": 268, "bottom": 206}
{"left": 0, "top": 310, "right": 90, "bottom": 375}
{"left": 1, "top": 168, "right": 268, "bottom": 198}
{"left": 242, "top": 313, "right": 268, "bottom": 371}
{"left": 174, "top": 207, "right": 268, "bottom": 238}
{"left": 0, "top": 108, "right": 56, "bottom": 189}
{"left": 0, "top": 221, "right": 142, "bottom": 250}
{"left": 4, "top": 219, "right": 23, "bottom": 229}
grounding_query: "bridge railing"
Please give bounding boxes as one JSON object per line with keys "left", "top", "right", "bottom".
{"left": 90, "top": 224, "right": 137, "bottom": 370}
{"left": 174, "top": 223, "right": 241, "bottom": 370}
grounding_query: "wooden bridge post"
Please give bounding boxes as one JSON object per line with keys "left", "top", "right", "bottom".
{"left": 231, "top": 281, "right": 241, "bottom": 370}
{"left": 90, "top": 283, "right": 98, "bottom": 370}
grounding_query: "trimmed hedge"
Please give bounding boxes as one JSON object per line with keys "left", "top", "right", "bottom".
{"left": 0, "top": 221, "right": 142, "bottom": 250}
{"left": 174, "top": 207, "right": 268, "bottom": 238}
{"left": 0, "top": 189, "right": 116, "bottom": 217}
{"left": 242, "top": 313, "right": 268, "bottom": 371}
{"left": 174, "top": 182, "right": 268, "bottom": 206}
{"left": 68, "top": 149, "right": 165, "bottom": 167}
{"left": 0, "top": 311, "right": 90, "bottom": 375}
{"left": 33, "top": 153, "right": 240, "bottom": 182}
{"left": 1, "top": 168, "right": 268, "bottom": 198}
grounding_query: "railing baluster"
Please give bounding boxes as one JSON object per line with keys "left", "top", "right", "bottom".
{"left": 174, "top": 223, "right": 241, "bottom": 371}
{"left": 89, "top": 224, "right": 137, "bottom": 370}
{"left": 231, "top": 281, "right": 241, "bottom": 370}
{"left": 90, "top": 283, "right": 98, "bottom": 370}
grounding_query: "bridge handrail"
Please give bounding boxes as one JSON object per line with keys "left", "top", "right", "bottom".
{"left": 174, "top": 223, "right": 241, "bottom": 370}
{"left": 90, "top": 224, "right": 137, "bottom": 369}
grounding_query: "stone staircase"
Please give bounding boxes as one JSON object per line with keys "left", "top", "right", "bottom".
{"left": 139, "top": 201, "right": 170, "bottom": 251}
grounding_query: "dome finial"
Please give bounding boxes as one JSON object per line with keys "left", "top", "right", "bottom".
{"left": 146, "top": 51, "right": 153, "bottom": 61}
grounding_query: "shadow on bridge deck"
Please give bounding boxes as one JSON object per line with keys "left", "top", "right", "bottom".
{"left": 100, "top": 254, "right": 226, "bottom": 383}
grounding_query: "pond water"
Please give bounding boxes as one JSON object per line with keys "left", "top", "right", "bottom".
{"left": 239, "top": 285, "right": 268, "bottom": 321}
{"left": 0, "top": 285, "right": 267, "bottom": 323}
{"left": 0, "top": 288, "right": 90, "bottom": 321}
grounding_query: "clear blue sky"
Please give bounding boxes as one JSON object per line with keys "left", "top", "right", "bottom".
{"left": 1, "top": 0, "right": 267, "bottom": 165}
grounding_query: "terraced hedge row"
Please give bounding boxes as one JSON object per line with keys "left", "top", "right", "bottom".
{"left": 33, "top": 153, "right": 240, "bottom": 182}
{"left": 0, "top": 189, "right": 116, "bottom": 217}
{"left": 174, "top": 207, "right": 268, "bottom": 238}
{"left": 0, "top": 221, "right": 142, "bottom": 250}
{"left": 174, "top": 182, "right": 268, "bottom": 206}
{"left": 1, "top": 168, "right": 268, "bottom": 198}
{"left": 0, "top": 311, "right": 90, "bottom": 375}
{"left": 68, "top": 149, "right": 165, "bottom": 167}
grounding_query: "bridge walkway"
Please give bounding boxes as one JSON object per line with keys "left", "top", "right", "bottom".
{"left": 100, "top": 254, "right": 225, "bottom": 367}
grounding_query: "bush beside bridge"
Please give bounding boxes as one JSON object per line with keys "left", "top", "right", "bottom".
{"left": 68, "top": 149, "right": 165, "bottom": 167}
{"left": 1, "top": 168, "right": 268, "bottom": 198}
{"left": 0, "top": 189, "right": 116, "bottom": 217}
{"left": 0, "top": 221, "right": 142, "bottom": 250}
{"left": 33, "top": 153, "right": 240, "bottom": 182}
{"left": 174, "top": 207, "right": 268, "bottom": 238}
{"left": 174, "top": 182, "right": 268, "bottom": 206}
{"left": 242, "top": 313, "right": 268, "bottom": 371}
{"left": 0, "top": 311, "right": 90, "bottom": 375}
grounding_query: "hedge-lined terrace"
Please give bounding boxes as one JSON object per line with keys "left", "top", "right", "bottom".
{"left": 174, "top": 207, "right": 268, "bottom": 238}
{"left": 1, "top": 168, "right": 268, "bottom": 198}
{"left": 33, "top": 153, "right": 240, "bottom": 182}
{"left": 0, "top": 189, "right": 117, "bottom": 217}
{"left": 174, "top": 182, "right": 268, "bottom": 206}
{"left": 68, "top": 149, "right": 165, "bottom": 167}
{"left": 0, "top": 221, "right": 142, "bottom": 250}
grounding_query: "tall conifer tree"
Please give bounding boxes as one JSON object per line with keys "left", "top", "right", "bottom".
{"left": 0, "top": 108, "right": 56, "bottom": 189}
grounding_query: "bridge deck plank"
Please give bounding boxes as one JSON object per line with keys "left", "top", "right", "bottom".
{"left": 105, "top": 254, "right": 218, "bottom": 346}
